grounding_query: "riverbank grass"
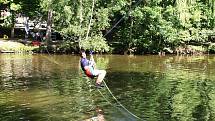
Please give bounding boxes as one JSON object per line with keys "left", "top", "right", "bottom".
{"left": 0, "top": 39, "right": 38, "bottom": 53}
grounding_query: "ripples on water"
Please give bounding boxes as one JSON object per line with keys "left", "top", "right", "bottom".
{"left": 0, "top": 54, "right": 215, "bottom": 121}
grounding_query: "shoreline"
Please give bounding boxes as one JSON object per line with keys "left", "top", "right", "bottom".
{"left": 0, "top": 39, "right": 37, "bottom": 53}
{"left": 0, "top": 39, "right": 211, "bottom": 55}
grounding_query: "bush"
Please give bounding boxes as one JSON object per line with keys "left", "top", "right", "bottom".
{"left": 0, "top": 40, "right": 37, "bottom": 53}
{"left": 57, "top": 41, "right": 78, "bottom": 53}
{"left": 80, "top": 34, "right": 110, "bottom": 53}
{"left": 208, "top": 43, "right": 215, "bottom": 53}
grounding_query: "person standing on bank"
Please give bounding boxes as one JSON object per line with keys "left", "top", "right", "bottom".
{"left": 80, "top": 50, "right": 106, "bottom": 88}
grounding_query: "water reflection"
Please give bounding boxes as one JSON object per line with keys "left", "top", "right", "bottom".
{"left": 0, "top": 54, "right": 215, "bottom": 121}
{"left": 83, "top": 106, "right": 105, "bottom": 121}
{"left": 106, "top": 55, "right": 215, "bottom": 121}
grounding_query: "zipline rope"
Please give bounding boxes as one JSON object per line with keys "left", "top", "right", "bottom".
{"left": 87, "top": 77, "right": 143, "bottom": 120}
{"left": 43, "top": 48, "right": 143, "bottom": 120}
{"left": 42, "top": 0, "right": 144, "bottom": 120}
{"left": 102, "top": 80, "right": 143, "bottom": 120}
{"left": 96, "top": 86, "right": 113, "bottom": 106}
{"left": 103, "top": 0, "right": 143, "bottom": 37}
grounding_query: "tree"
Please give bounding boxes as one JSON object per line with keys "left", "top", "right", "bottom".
{"left": 2, "top": 0, "right": 215, "bottom": 54}
{"left": 1, "top": 0, "right": 42, "bottom": 39}
{"left": 39, "top": 0, "right": 110, "bottom": 53}
{"left": 40, "top": 0, "right": 54, "bottom": 44}
{"left": 0, "top": 0, "right": 21, "bottom": 38}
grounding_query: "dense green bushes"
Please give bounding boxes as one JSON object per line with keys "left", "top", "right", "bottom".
{"left": 0, "top": 40, "right": 38, "bottom": 53}
{"left": 1, "top": 0, "right": 215, "bottom": 54}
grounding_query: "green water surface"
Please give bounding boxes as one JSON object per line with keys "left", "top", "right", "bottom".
{"left": 0, "top": 54, "right": 215, "bottom": 121}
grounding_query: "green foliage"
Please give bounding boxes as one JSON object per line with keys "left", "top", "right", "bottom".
{"left": 1, "top": 15, "right": 13, "bottom": 27}
{"left": 80, "top": 34, "right": 109, "bottom": 52}
{"left": 57, "top": 41, "right": 78, "bottom": 53}
{"left": 18, "top": 0, "right": 41, "bottom": 18}
{"left": 93, "top": 8, "right": 110, "bottom": 30}
{"left": 109, "top": 0, "right": 215, "bottom": 54}
{"left": 208, "top": 43, "right": 215, "bottom": 53}
{"left": 0, "top": 0, "right": 21, "bottom": 28}
{"left": 10, "top": 3, "right": 21, "bottom": 11}
{"left": 1, "top": 0, "right": 42, "bottom": 36}
{"left": 0, "top": 0, "right": 9, "bottom": 4}
{"left": 0, "top": 41, "right": 38, "bottom": 53}
{"left": 2, "top": 0, "right": 215, "bottom": 54}
{"left": 39, "top": 0, "right": 111, "bottom": 53}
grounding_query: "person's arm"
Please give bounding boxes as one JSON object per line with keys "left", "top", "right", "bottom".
{"left": 90, "top": 54, "right": 94, "bottom": 62}
{"left": 89, "top": 54, "right": 96, "bottom": 67}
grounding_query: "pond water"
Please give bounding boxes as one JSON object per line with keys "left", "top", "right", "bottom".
{"left": 0, "top": 54, "right": 215, "bottom": 121}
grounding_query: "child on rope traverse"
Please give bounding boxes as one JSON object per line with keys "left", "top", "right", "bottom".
{"left": 80, "top": 50, "right": 106, "bottom": 88}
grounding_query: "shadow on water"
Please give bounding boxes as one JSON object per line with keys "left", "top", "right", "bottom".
{"left": 192, "top": 79, "right": 215, "bottom": 121}
{"left": 104, "top": 70, "right": 215, "bottom": 121}
{"left": 0, "top": 101, "right": 81, "bottom": 121}
{"left": 1, "top": 54, "right": 215, "bottom": 121}
{"left": 0, "top": 70, "right": 97, "bottom": 121}
{"left": 0, "top": 103, "right": 49, "bottom": 121}
{"left": 103, "top": 71, "right": 166, "bottom": 121}
{"left": 1, "top": 70, "right": 214, "bottom": 121}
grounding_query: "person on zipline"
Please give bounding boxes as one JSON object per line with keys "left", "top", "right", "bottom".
{"left": 80, "top": 50, "right": 106, "bottom": 88}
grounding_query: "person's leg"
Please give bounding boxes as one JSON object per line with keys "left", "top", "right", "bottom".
{"left": 93, "top": 70, "right": 106, "bottom": 85}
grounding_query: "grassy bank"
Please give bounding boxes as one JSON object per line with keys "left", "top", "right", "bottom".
{"left": 0, "top": 39, "right": 38, "bottom": 53}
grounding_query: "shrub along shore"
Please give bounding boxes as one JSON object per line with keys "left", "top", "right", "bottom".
{"left": 0, "top": 38, "right": 214, "bottom": 55}
{"left": 0, "top": 39, "right": 38, "bottom": 53}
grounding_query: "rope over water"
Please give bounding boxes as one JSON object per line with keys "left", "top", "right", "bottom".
{"left": 43, "top": 55, "right": 143, "bottom": 120}
{"left": 41, "top": 0, "right": 144, "bottom": 120}
{"left": 86, "top": 76, "right": 143, "bottom": 120}
{"left": 101, "top": 80, "right": 143, "bottom": 120}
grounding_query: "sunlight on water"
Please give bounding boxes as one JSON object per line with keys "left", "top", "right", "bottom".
{"left": 0, "top": 54, "right": 215, "bottom": 121}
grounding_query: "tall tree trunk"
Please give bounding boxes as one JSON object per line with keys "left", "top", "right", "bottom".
{"left": 46, "top": 9, "right": 53, "bottom": 45}
{"left": 78, "top": 0, "right": 83, "bottom": 49}
{"left": 86, "top": 0, "right": 95, "bottom": 40}
{"left": 11, "top": 25, "right": 15, "bottom": 39}
{"left": 10, "top": 11, "right": 15, "bottom": 39}
{"left": 24, "top": 17, "right": 29, "bottom": 43}
{"left": 128, "top": 0, "right": 133, "bottom": 54}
